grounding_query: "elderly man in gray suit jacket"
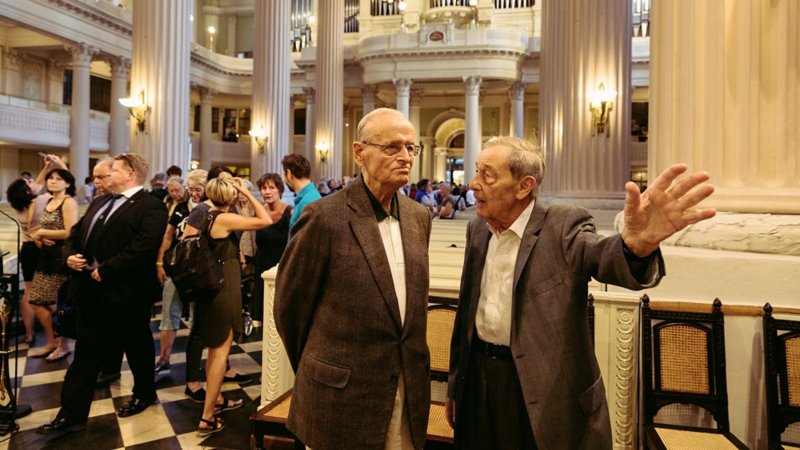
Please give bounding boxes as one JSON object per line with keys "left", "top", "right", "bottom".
{"left": 445, "top": 137, "right": 717, "bottom": 449}
{"left": 275, "top": 108, "right": 432, "bottom": 450}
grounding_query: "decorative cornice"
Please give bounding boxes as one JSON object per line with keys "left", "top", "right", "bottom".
{"left": 190, "top": 52, "right": 252, "bottom": 78}
{"left": 106, "top": 55, "right": 131, "bottom": 77}
{"left": 357, "top": 48, "right": 527, "bottom": 63}
{"left": 45, "top": 0, "right": 133, "bottom": 36}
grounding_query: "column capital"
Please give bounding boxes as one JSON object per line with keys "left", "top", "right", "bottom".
{"left": 65, "top": 43, "right": 99, "bottom": 66}
{"left": 191, "top": 83, "right": 217, "bottom": 101}
{"left": 4, "top": 48, "right": 23, "bottom": 68}
{"left": 421, "top": 136, "right": 435, "bottom": 146}
{"left": 463, "top": 75, "right": 482, "bottom": 95}
{"left": 303, "top": 87, "right": 316, "bottom": 104}
{"left": 479, "top": 88, "right": 487, "bottom": 103}
{"left": 393, "top": 78, "right": 413, "bottom": 96}
{"left": 361, "top": 84, "right": 378, "bottom": 102}
{"left": 410, "top": 89, "right": 424, "bottom": 106}
{"left": 435, "top": 148, "right": 450, "bottom": 156}
{"left": 291, "top": 94, "right": 300, "bottom": 106}
{"left": 47, "top": 58, "right": 66, "bottom": 78}
{"left": 509, "top": 81, "right": 527, "bottom": 101}
{"left": 106, "top": 55, "right": 131, "bottom": 78}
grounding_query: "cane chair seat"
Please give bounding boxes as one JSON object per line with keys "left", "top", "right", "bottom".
{"left": 263, "top": 395, "right": 291, "bottom": 420}
{"left": 763, "top": 304, "right": 800, "bottom": 450}
{"left": 427, "top": 306, "right": 457, "bottom": 382}
{"left": 655, "top": 427, "right": 742, "bottom": 450}
{"left": 783, "top": 444, "right": 800, "bottom": 450}
{"left": 428, "top": 403, "right": 455, "bottom": 442}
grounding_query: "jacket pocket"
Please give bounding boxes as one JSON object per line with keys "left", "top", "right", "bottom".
{"left": 577, "top": 376, "right": 606, "bottom": 417}
{"left": 533, "top": 273, "right": 563, "bottom": 298}
{"left": 308, "top": 355, "right": 351, "bottom": 389}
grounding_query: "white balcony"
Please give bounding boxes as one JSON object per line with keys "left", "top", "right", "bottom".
{"left": 190, "top": 136, "right": 252, "bottom": 165}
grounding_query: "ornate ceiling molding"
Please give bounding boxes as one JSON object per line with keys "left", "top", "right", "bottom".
{"left": 44, "top": 0, "right": 132, "bottom": 37}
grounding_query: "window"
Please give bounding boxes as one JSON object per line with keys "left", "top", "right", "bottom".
{"left": 237, "top": 109, "right": 251, "bottom": 137}
{"left": 212, "top": 108, "right": 219, "bottom": 134}
{"left": 63, "top": 70, "right": 73, "bottom": 105}
{"left": 631, "top": 168, "right": 648, "bottom": 192}
{"left": 89, "top": 76, "right": 111, "bottom": 113}
{"left": 194, "top": 105, "right": 201, "bottom": 132}
{"left": 294, "top": 108, "right": 306, "bottom": 135}
{"left": 223, "top": 109, "right": 238, "bottom": 142}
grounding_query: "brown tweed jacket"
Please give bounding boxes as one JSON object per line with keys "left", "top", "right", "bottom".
{"left": 447, "top": 202, "right": 665, "bottom": 449}
{"left": 275, "top": 176, "right": 432, "bottom": 450}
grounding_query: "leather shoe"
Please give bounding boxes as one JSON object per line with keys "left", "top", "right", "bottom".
{"left": 117, "top": 397, "right": 156, "bottom": 417}
{"left": 96, "top": 372, "right": 121, "bottom": 387}
{"left": 36, "top": 417, "right": 86, "bottom": 436}
{"left": 154, "top": 362, "right": 171, "bottom": 373}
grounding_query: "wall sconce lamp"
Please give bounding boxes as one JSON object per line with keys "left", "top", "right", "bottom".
{"left": 249, "top": 127, "right": 268, "bottom": 153}
{"left": 316, "top": 141, "right": 329, "bottom": 163}
{"left": 589, "top": 83, "right": 617, "bottom": 137}
{"left": 398, "top": 1, "right": 407, "bottom": 33}
{"left": 119, "top": 90, "right": 149, "bottom": 132}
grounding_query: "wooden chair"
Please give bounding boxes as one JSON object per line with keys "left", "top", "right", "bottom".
{"left": 250, "top": 389, "right": 303, "bottom": 450}
{"left": 641, "top": 295, "right": 748, "bottom": 449}
{"left": 763, "top": 303, "right": 800, "bottom": 450}
{"left": 426, "top": 305, "right": 457, "bottom": 447}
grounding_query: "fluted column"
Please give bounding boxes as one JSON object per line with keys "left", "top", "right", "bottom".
{"left": 316, "top": 0, "right": 344, "bottom": 181}
{"left": 252, "top": 0, "right": 291, "bottom": 181}
{"left": 463, "top": 75, "right": 482, "bottom": 186}
{"left": 303, "top": 87, "right": 317, "bottom": 182}
{"left": 107, "top": 56, "right": 130, "bottom": 156}
{"left": 435, "top": 148, "right": 448, "bottom": 183}
{"left": 509, "top": 81, "right": 526, "bottom": 138}
{"left": 227, "top": 15, "right": 237, "bottom": 56}
{"left": 194, "top": 85, "right": 216, "bottom": 171}
{"left": 362, "top": 84, "right": 377, "bottom": 117}
{"left": 394, "top": 78, "right": 412, "bottom": 117}
{"left": 131, "top": 0, "right": 191, "bottom": 178}
{"left": 421, "top": 137, "right": 435, "bottom": 180}
{"left": 290, "top": 95, "right": 298, "bottom": 154}
{"left": 67, "top": 43, "right": 98, "bottom": 202}
{"left": 650, "top": 0, "right": 800, "bottom": 214}
{"left": 539, "top": 0, "right": 631, "bottom": 208}
{"left": 409, "top": 89, "right": 423, "bottom": 182}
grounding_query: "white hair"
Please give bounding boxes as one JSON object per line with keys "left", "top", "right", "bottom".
{"left": 356, "top": 108, "right": 410, "bottom": 141}
{"left": 482, "top": 136, "right": 546, "bottom": 198}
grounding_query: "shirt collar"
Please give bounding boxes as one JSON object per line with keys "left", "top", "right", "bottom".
{"left": 295, "top": 182, "right": 315, "bottom": 202}
{"left": 486, "top": 198, "right": 535, "bottom": 238}
{"left": 364, "top": 182, "right": 399, "bottom": 222}
{"left": 119, "top": 185, "right": 144, "bottom": 199}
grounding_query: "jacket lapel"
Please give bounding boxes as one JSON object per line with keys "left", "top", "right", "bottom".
{"left": 512, "top": 201, "right": 547, "bottom": 293}
{"left": 467, "top": 221, "right": 491, "bottom": 345}
{"left": 80, "top": 194, "right": 112, "bottom": 247}
{"left": 347, "top": 178, "right": 404, "bottom": 333}
{"left": 95, "top": 189, "right": 144, "bottom": 241}
{"left": 397, "top": 196, "right": 424, "bottom": 340}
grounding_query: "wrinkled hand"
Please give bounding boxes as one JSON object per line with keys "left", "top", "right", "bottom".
{"left": 67, "top": 254, "right": 87, "bottom": 271}
{"left": 157, "top": 264, "right": 168, "bottom": 285}
{"left": 622, "top": 164, "right": 716, "bottom": 257}
{"left": 445, "top": 397, "right": 456, "bottom": 429}
{"left": 91, "top": 269, "right": 102, "bottom": 282}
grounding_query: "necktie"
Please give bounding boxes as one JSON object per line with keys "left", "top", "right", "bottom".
{"left": 84, "top": 194, "right": 123, "bottom": 263}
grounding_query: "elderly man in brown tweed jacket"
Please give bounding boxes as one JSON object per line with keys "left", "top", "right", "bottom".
{"left": 445, "top": 137, "right": 717, "bottom": 449}
{"left": 275, "top": 108, "right": 432, "bottom": 450}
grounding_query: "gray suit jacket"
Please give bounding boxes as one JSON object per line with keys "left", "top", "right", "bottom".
{"left": 447, "top": 202, "right": 664, "bottom": 449}
{"left": 275, "top": 177, "right": 432, "bottom": 450}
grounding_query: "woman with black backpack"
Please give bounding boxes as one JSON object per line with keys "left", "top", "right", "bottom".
{"left": 192, "top": 177, "right": 271, "bottom": 436}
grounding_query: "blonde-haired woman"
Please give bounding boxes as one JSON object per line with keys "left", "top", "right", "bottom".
{"left": 193, "top": 177, "right": 271, "bottom": 435}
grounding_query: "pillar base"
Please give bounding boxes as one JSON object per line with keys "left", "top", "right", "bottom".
{"left": 540, "top": 193, "right": 626, "bottom": 211}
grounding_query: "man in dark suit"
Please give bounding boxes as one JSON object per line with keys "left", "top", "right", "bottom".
{"left": 275, "top": 108, "right": 431, "bottom": 450}
{"left": 38, "top": 154, "right": 168, "bottom": 435}
{"left": 446, "top": 137, "right": 717, "bottom": 449}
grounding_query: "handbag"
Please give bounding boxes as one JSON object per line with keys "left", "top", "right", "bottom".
{"left": 53, "top": 278, "right": 76, "bottom": 339}
{"left": 164, "top": 212, "right": 226, "bottom": 302}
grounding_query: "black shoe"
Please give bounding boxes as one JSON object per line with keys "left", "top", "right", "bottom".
{"left": 223, "top": 373, "right": 251, "bottom": 384}
{"left": 96, "top": 372, "right": 121, "bottom": 387}
{"left": 117, "top": 397, "right": 156, "bottom": 417}
{"left": 36, "top": 417, "right": 86, "bottom": 436}
{"left": 185, "top": 387, "right": 206, "bottom": 403}
{"left": 154, "top": 362, "right": 171, "bottom": 373}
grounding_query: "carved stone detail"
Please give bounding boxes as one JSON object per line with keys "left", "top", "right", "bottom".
{"left": 303, "top": 87, "right": 316, "bottom": 104}
{"left": 509, "top": 81, "right": 527, "bottom": 102}
{"left": 265, "top": 281, "right": 282, "bottom": 402}
{"left": 191, "top": 83, "right": 217, "bottom": 102}
{"left": 463, "top": 75, "right": 482, "bottom": 95}
{"left": 393, "top": 78, "right": 413, "bottom": 96}
{"left": 106, "top": 55, "right": 131, "bottom": 77}
{"left": 47, "top": 59, "right": 67, "bottom": 78}
{"left": 361, "top": 84, "right": 378, "bottom": 103}
{"left": 410, "top": 89, "right": 424, "bottom": 107}
{"left": 66, "top": 43, "right": 99, "bottom": 66}
{"left": 614, "top": 308, "right": 636, "bottom": 447}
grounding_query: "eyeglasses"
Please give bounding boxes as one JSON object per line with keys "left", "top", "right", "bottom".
{"left": 93, "top": 174, "right": 110, "bottom": 181}
{"left": 118, "top": 154, "right": 135, "bottom": 173}
{"left": 188, "top": 188, "right": 204, "bottom": 194}
{"left": 361, "top": 141, "right": 422, "bottom": 157}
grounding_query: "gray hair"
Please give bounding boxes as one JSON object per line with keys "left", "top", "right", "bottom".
{"left": 185, "top": 169, "right": 208, "bottom": 188}
{"left": 95, "top": 157, "right": 114, "bottom": 170}
{"left": 151, "top": 171, "right": 168, "bottom": 185}
{"left": 166, "top": 176, "right": 184, "bottom": 187}
{"left": 356, "top": 108, "right": 410, "bottom": 141}
{"left": 482, "top": 136, "right": 546, "bottom": 198}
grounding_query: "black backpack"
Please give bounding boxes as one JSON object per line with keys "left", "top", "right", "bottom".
{"left": 164, "top": 212, "right": 225, "bottom": 302}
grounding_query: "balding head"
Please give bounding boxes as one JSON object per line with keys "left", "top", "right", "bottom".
{"left": 357, "top": 108, "right": 412, "bottom": 142}
{"left": 93, "top": 158, "right": 114, "bottom": 195}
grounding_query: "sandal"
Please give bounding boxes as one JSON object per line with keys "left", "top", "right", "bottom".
{"left": 28, "top": 346, "right": 57, "bottom": 358}
{"left": 45, "top": 350, "right": 71, "bottom": 362}
{"left": 214, "top": 398, "right": 243, "bottom": 415}
{"left": 197, "top": 416, "right": 225, "bottom": 436}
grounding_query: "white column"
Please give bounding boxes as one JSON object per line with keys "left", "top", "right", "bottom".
{"left": 421, "top": 137, "right": 435, "bottom": 180}
{"left": 409, "top": 89, "right": 423, "bottom": 183}
{"left": 362, "top": 84, "right": 377, "bottom": 117}
{"left": 303, "top": 87, "right": 317, "bottom": 182}
{"left": 290, "top": 95, "right": 298, "bottom": 154}
{"left": 46, "top": 59, "right": 65, "bottom": 105}
{"left": 0, "top": 148, "right": 19, "bottom": 203}
{"left": 650, "top": 0, "right": 800, "bottom": 214}
{"left": 252, "top": 0, "right": 291, "bottom": 181}
{"left": 67, "top": 43, "right": 98, "bottom": 202}
{"left": 195, "top": 85, "right": 216, "bottom": 171}
{"left": 394, "top": 78, "right": 412, "bottom": 117}
{"left": 227, "top": 15, "right": 237, "bottom": 56}
{"left": 316, "top": 0, "right": 344, "bottom": 181}
{"left": 205, "top": 14, "right": 219, "bottom": 52}
{"left": 131, "top": 0, "right": 192, "bottom": 178}
{"left": 509, "top": 81, "right": 526, "bottom": 138}
{"left": 107, "top": 56, "right": 130, "bottom": 156}
{"left": 463, "top": 75, "right": 481, "bottom": 186}
{"left": 435, "top": 148, "right": 448, "bottom": 183}
{"left": 539, "top": 0, "right": 631, "bottom": 208}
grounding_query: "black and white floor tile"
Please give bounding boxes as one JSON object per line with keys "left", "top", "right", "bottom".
{"left": 1, "top": 306, "right": 265, "bottom": 450}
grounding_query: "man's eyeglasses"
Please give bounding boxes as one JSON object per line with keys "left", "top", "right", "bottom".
{"left": 93, "top": 174, "right": 110, "bottom": 181}
{"left": 118, "top": 154, "right": 135, "bottom": 173}
{"left": 361, "top": 141, "right": 422, "bottom": 157}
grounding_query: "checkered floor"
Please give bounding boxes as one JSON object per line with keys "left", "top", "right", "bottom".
{"left": 1, "top": 305, "right": 265, "bottom": 450}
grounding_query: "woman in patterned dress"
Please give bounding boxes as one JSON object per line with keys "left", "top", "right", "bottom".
{"left": 28, "top": 169, "right": 78, "bottom": 362}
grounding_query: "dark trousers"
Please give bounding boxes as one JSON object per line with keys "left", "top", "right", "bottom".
{"left": 100, "top": 341, "right": 124, "bottom": 376}
{"left": 58, "top": 278, "right": 156, "bottom": 423}
{"left": 457, "top": 343, "right": 537, "bottom": 450}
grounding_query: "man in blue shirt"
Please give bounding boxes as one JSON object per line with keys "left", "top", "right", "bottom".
{"left": 282, "top": 154, "right": 321, "bottom": 236}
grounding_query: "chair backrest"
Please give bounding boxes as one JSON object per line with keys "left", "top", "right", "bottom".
{"left": 588, "top": 294, "right": 596, "bottom": 349}
{"left": 763, "top": 303, "right": 800, "bottom": 445}
{"left": 641, "top": 295, "right": 731, "bottom": 432}
{"left": 427, "top": 305, "right": 457, "bottom": 381}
